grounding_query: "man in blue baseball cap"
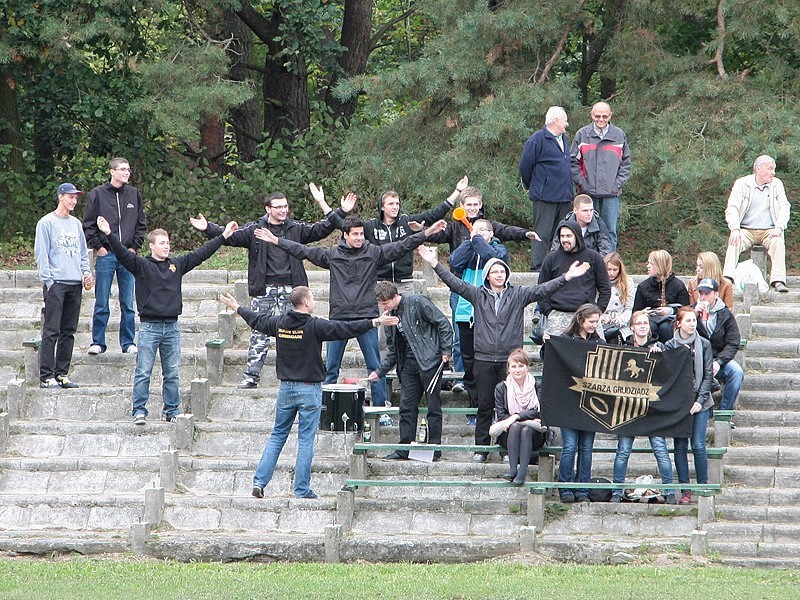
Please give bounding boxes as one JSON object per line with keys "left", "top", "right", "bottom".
{"left": 34, "top": 183, "right": 94, "bottom": 388}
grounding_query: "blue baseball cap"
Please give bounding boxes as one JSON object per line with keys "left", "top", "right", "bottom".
{"left": 57, "top": 183, "right": 84, "bottom": 195}
{"left": 697, "top": 278, "right": 718, "bottom": 292}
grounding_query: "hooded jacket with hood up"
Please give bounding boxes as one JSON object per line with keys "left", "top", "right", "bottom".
{"left": 433, "top": 257, "right": 568, "bottom": 362}
{"left": 537, "top": 219, "right": 611, "bottom": 315}
{"left": 548, "top": 208, "right": 612, "bottom": 257}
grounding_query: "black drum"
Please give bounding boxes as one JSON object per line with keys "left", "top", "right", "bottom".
{"left": 320, "top": 384, "right": 365, "bottom": 432}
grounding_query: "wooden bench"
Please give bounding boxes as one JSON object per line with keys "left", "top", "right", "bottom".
{"left": 536, "top": 445, "right": 727, "bottom": 485}
{"left": 349, "top": 442, "right": 500, "bottom": 478}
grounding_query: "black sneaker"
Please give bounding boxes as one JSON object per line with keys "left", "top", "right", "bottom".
{"left": 296, "top": 491, "right": 318, "bottom": 499}
{"left": 610, "top": 495, "right": 622, "bottom": 503}
{"left": 133, "top": 412, "right": 146, "bottom": 425}
{"left": 560, "top": 491, "right": 575, "bottom": 503}
{"left": 40, "top": 378, "right": 60, "bottom": 388}
{"left": 471, "top": 453, "right": 487, "bottom": 463}
{"left": 382, "top": 451, "right": 408, "bottom": 460}
{"left": 56, "top": 375, "right": 79, "bottom": 388}
{"left": 252, "top": 485, "right": 264, "bottom": 498}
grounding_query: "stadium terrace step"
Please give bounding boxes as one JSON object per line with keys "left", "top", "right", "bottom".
{"left": 0, "top": 494, "right": 145, "bottom": 531}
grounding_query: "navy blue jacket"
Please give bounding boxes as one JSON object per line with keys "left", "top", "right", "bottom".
{"left": 518, "top": 126, "right": 574, "bottom": 203}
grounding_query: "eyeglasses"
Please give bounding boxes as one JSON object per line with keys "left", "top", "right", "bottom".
{"left": 269, "top": 204, "right": 289, "bottom": 210}
{"left": 591, "top": 114, "right": 611, "bottom": 120}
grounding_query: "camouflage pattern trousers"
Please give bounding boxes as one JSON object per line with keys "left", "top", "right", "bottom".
{"left": 244, "top": 285, "right": 293, "bottom": 382}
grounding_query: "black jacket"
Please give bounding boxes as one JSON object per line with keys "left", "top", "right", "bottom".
{"left": 106, "top": 232, "right": 223, "bottom": 322}
{"left": 82, "top": 182, "right": 147, "bottom": 251}
{"left": 537, "top": 219, "right": 611, "bottom": 315}
{"left": 494, "top": 380, "right": 542, "bottom": 422}
{"left": 277, "top": 232, "right": 428, "bottom": 320}
{"left": 376, "top": 294, "right": 454, "bottom": 376}
{"left": 363, "top": 197, "right": 453, "bottom": 283}
{"left": 236, "top": 307, "right": 375, "bottom": 382}
{"left": 695, "top": 303, "right": 741, "bottom": 367}
{"left": 205, "top": 211, "right": 342, "bottom": 297}
{"left": 632, "top": 273, "right": 690, "bottom": 313}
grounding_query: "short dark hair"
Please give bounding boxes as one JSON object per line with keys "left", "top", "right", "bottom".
{"left": 342, "top": 216, "right": 364, "bottom": 233}
{"left": 290, "top": 286, "right": 312, "bottom": 308}
{"left": 375, "top": 280, "right": 399, "bottom": 301}
{"left": 265, "top": 192, "right": 288, "bottom": 207}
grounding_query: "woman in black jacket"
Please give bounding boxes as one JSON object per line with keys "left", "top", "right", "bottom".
{"left": 492, "top": 349, "right": 546, "bottom": 485}
{"left": 632, "top": 249, "right": 690, "bottom": 342}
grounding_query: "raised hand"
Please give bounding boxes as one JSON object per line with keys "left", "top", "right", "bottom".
{"left": 341, "top": 191, "right": 357, "bottom": 213}
{"left": 189, "top": 213, "right": 208, "bottom": 231}
{"left": 408, "top": 220, "right": 425, "bottom": 232}
{"left": 96, "top": 216, "right": 111, "bottom": 235}
{"left": 219, "top": 292, "right": 240, "bottom": 311}
{"left": 309, "top": 182, "right": 325, "bottom": 204}
{"left": 417, "top": 245, "right": 438, "bottom": 266}
{"left": 222, "top": 221, "right": 239, "bottom": 238}
{"left": 254, "top": 227, "right": 279, "bottom": 244}
{"left": 423, "top": 219, "right": 448, "bottom": 237}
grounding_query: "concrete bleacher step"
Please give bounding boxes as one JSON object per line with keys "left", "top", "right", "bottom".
{"left": 723, "top": 465, "right": 800, "bottom": 488}
{"left": 350, "top": 497, "right": 528, "bottom": 535}
{"left": 162, "top": 494, "right": 336, "bottom": 534}
{"left": 533, "top": 536, "right": 692, "bottom": 564}
{"left": 0, "top": 494, "right": 145, "bottom": 531}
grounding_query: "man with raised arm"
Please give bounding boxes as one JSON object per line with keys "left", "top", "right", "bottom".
{"left": 220, "top": 288, "right": 397, "bottom": 499}
{"left": 190, "top": 184, "right": 354, "bottom": 389}
{"left": 255, "top": 217, "right": 447, "bottom": 414}
{"left": 418, "top": 244, "right": 589, "bottom": 463}
{"left": 97, "top": 215, "right": 237, "bottom": 424}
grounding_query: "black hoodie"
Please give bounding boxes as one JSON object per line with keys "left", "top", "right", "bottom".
{"left": 537, "top": 219, "right": 611, "bottom": 315}
{"left": 235, "top": 307, "right": 375, "bottom": 382}
{"left": 82, "top": 182, "right": 147, "bottom": 251}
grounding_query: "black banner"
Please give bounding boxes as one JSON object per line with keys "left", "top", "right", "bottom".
{"left": 541, "top": 336, "right": 695, "bottom": 437}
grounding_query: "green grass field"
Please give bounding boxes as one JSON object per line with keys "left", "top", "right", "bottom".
{"left": 0, "top": 560, "right": 797, "bottom": 599}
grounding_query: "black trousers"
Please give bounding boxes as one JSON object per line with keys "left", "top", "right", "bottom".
{"left": 40, "top": 282, "right": 82, "bottom": 381}
{"left": 530, "top": 200, "right": 571, "bottom": 270}
{"left": 457, "top": 322, "right": 478, "bottom": 408}
{"left": 396, "top": 357, "right": 443, "bottom": 457}
{"left": 473, "top": 359, "right": 507, "bottom": 447}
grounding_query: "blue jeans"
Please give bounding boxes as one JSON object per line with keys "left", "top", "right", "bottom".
{"left": 717, "top": 360, "right": 744, "bottom": 411}
{"left": 558, "top": 427, "right": 596, "bottom": 498}
{"left": 674, "top": 407, "right": 711, "bottom": 488}
{"left": 253, "top": 381, "right": 321, "bottom": 497}
{"left": 592, "top": 195, "right": 620, "bottom": 251}
{"left": 92, "top": 253, "right": 136, "bottom": 352}
{"left": 325, "top": 327, "right": 387, "bottom": 407}
{"left": 133, "top": 321, "right": 181, "bottom": 418}
{"left": 449, "top": 292, "right": 464, "bottom": 372}
{"left": 613, "top": 435, "right": 674, "bottom": 496}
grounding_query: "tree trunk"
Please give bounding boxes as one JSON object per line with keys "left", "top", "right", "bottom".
{"left": 325, "top": 0, "right": 374, "bottom": 123}
{"left": 0, "top": 68, "right": 24, "bottom": 172}
{"left": 236, "top": 2, "right": 310, "bottom": 143}
{"left": 225, "top": 8, "right": 261, "bottom": 163}
{"left": 576, "top": 0, "right": 626, "bottom": 102}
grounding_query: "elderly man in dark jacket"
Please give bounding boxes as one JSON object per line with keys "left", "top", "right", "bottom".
{"left": 419, "top": 247, "right": 589, "bottom": 462}
{"left": 694, "top": 278, "right": 744, "bottom": 411}
{"left": 369, "top": 281, "right": 453, "bottom": 460}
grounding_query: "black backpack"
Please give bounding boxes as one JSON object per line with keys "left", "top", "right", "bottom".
{"left": 587, "top": 477, "right": 612, "bottom": 502}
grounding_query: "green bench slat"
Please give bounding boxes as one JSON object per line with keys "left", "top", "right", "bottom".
{"left": 539, "top": 446, "right": 726, "bottom": 456}
{"left": 713, "top": 410, "right": 735, "bottom": 422}
{"left": 363, "top": 407, "right": 477, "bottom": 416}
{"left": 353, "top": 443, "right": 500, "bottom": 454}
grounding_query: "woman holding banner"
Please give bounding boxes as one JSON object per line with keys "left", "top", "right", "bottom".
{"left": 556, "top": 304, "right": 602, "bottom": 502}
{"left": 491, "top": 349, "right": 547, "bottom": 486}
{"left": 611, "top": 310, "right": 677, "bottom": 504}
{"left": 664, "top": 306, "right": 713, "bottom": 505}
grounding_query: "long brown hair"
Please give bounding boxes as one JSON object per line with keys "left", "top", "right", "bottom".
{"left": 696, "top": 251, "right": 723, "bottom": 283}
{"left": 564, "top": 303, "right": 602, "bottom": 337}
{"left": 604, "top": 251, "right": 629, "bottom": 302}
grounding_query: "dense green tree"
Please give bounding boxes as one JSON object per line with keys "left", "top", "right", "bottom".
{"left": 338, "top": 0, "right": 800, "bottom": 268}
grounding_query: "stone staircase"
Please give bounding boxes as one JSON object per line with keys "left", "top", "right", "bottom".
{"left": 0, "top": 266, "right": 796, "bottom": 565}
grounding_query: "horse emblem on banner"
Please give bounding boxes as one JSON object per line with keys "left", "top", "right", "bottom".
{"left": 568, "top": 346, "right": 662, "bottom": 430}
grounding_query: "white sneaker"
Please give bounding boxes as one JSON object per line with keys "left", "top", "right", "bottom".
{"left": 123, "top": 344, "right": 137, "bottom": 354}
{"left": 87, "top": 344, "right": 102, "bottom": 355}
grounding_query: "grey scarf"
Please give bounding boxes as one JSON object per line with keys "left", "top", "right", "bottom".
{"left": 672, "top": 330, "right": 704, "bottom": 392}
